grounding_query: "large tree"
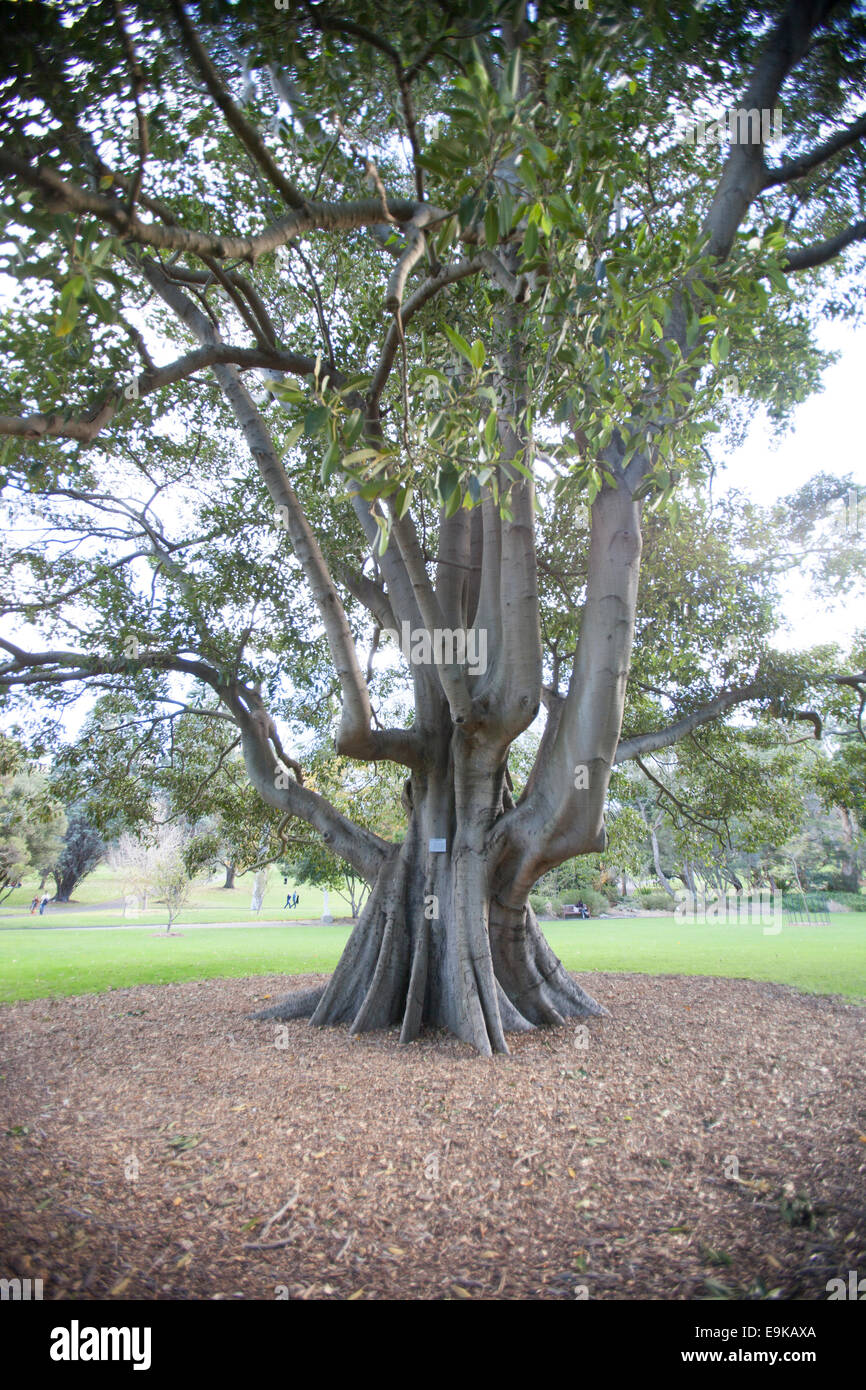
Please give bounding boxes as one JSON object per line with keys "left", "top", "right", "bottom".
{"left": 1, "top": 0, "right": 865, "bottom": 1051}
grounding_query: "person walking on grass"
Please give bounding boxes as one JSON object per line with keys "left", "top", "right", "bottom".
{"left": 38, "top": 893, "right": 49, "bottom": 915}
{"left": 29, "top": 894, "right": 39, "bottom": 915}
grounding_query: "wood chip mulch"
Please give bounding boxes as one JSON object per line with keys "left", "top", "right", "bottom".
{"left": 1, "top": 971, "right": 864, "bottom": 1300}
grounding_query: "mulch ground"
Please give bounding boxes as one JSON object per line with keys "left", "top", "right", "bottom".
{"left": 1, "top": 971, "right": 864, "bottom": 1301}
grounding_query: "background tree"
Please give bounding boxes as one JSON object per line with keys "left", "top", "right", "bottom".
{"left": 51, "top": 805, "right": 106, "bottom": 902}
{"left": 284, "top": 752, "right": 407, "bottom": 916}
{"left": 50, "top": 691, "right": 289, "bottom": 889}
{"left": 1, "top": 0, "right": 865, "bottom": 1051}
{"left": 0, "top": 736, "right": 67, "bottom": 900}
{"left": 111, "top": 818, "right": 194, "bottom": 931}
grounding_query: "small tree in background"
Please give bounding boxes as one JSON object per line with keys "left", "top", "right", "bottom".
{"left": 112, "top": 820, "right": 195, "bottom": 933}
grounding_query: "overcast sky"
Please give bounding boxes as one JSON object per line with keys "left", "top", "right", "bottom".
{"left": 716, "top": 319, "right": 865, "bottom": 655}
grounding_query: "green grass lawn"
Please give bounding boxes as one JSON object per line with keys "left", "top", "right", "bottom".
{"left": 545, "top": 915, "right": 866, "bottom": 1001}
{"left": 0, "top": 924, "right": 353, "bottom": 1001}
{"left": 0, "top": 914, "right": 863, "bottom": 1005}
{"left": 0, "top": 862, "right": 339, "bottom": 928}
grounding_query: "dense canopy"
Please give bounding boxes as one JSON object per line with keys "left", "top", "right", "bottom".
{"left": 0, "top": 0, "right": 864, "bottom": 1051}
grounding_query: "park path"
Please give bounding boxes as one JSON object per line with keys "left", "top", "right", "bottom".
{"left": 0, "top": 916, "right": 348, "bottom": 932}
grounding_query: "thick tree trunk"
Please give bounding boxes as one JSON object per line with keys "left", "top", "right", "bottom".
{"left": 837, "top": 808, "right": 862, "bottom": 892}
{"left": 221, "top": 863, "right": 236, "bottom": 890}
{"left": 253, "top": 750, "right": 606, "bottom": 1055}
{"left": 53, "top": 873, "right": 73, "bottom": 903}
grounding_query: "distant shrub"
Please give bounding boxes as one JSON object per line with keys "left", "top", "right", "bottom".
{"left": 638, "top": 891, "right": 676, "bottom": 911}
{"left": 529, "top": 893, "right": 551, "bottom": 917}
{"left": 785, "top": 890, "right": 866, "bottom": 912}
{"left": 824, "top": 891, "right": 866, "bottom": 911}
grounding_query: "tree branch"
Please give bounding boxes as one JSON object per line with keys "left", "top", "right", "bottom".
{"left": 615, "top": 683, "right": 762, "bottom": 764}
{"left": 299, "top": 4, "right": 426, "bottom": 200}
{"left": 762, "top": 111, "right": 866, "bottom": 189}
{"left": 169, "top": 0, "right": 308, "bottom": 212}
{"left": 141, "top": 257, "right": 421, "bottom": 770}
{"left": 703, "top": 0, "right": 841, "bottom": 261}
{"left": 0, "top": 149, "right": 422, "bottom": 262}
{"left": 783, "top": 217, "right": 866, "bottom": 269}
{"left": 221, "top": 684, "right": 392, "bottom": 883}
{"left": 0, "top": 344, "right": 319, "bottom": 444}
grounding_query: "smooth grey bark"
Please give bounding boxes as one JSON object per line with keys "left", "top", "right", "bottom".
{"left": 650, "top": 819, "right": 677, "bottom": 900}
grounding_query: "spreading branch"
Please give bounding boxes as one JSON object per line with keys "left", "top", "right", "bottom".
{"left": 169, "top": 0, "right": 308, "bottom": 213}
{"left": 0, "top": 344, "right": 320, "bottom": 444}
{"left": 615, "top": 684, "right": 763, "bottom": 764}
{"left": 783, "top": 217, "right": 866, "bottom": 270}
{"left": 762, "top": 111, "right": 866, "bottom": 189}
{"left": 0, "top": 149, "right": 422, "bottom": 262}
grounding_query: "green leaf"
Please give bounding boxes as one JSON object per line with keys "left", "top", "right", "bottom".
{"left": 374, "top": 513, "right": 391, "bottom": 556}
{"left": 504, "top": 49, "right": 521, "bottom": 102}
{"left": 509, "top": 455, "right": 533, "bottom": 482}
{"left": 458, "top": 193, "right": 480, "bottom": 230}
{"left": 320, "top": 440, "right": 341, "bottom": 483}
{"left": 395, "top": 485, "right": 414, "bottom": 519}
{"left": 443, "top": 325, "right": 474, "bottom": 367}
{"left": 341, "top": 447, "right": 381, "bottom": 467}
{"left": 444, "top": 484, "right": 463, "bottom": 518}
{"left": 59, "top": 276, "right": 85, "bottom": 308}
{"left": 484, "top": 200, "right": 500, "bottom": 249}
{"left": 88, "top": 289, "right": 117, "bottom": 325}
{"left": 483, "top": 409, "right": 498, "bottom": 449}
{"left": 498, "top": 186, "right": 514, "bottom": 236}
{"left": 54, "top": 300, "right": 80, "bottom": 337}
{"left": 304, "top": 405, "right": 328, "bottom": 437}
{"left": 91, "top": 236, "right": 115, "bottom": 267}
